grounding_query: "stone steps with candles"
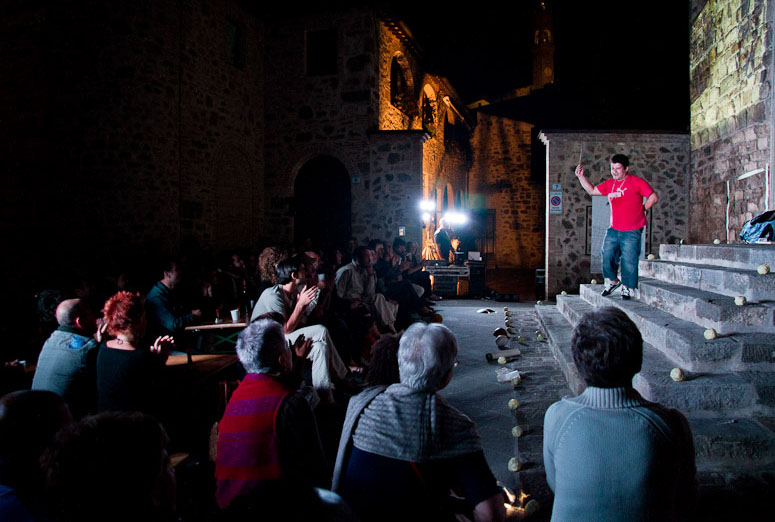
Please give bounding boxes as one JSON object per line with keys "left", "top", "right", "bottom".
{"left": 536, "top": 243, "right": 775, "bottom": 470}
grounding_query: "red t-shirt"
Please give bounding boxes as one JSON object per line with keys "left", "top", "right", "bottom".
{"left": 596, "top": 174, "right": 654, "bottom": 231}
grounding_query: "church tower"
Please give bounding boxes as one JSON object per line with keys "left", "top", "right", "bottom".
{"left": 531, "top": 0, "right": 555, "bottom": 88}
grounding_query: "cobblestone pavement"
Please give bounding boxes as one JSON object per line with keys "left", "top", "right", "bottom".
{"left": 434, "top": 299, "right": 570, "bottom": 520}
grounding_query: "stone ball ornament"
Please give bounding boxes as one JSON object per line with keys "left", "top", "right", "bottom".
{"left": 670, "top": 368, "right": 686, "bottom": 382}
{"left": 508, "top": 398, "right": 520, "bottom": 410}
{"left": 512, "top": 425, "right": 524, "bottom": 438}
{"left": 647, "top": 254, "right": 656, "bottom": 260}
{"left": 703, "top": 328, "right": 717, "bottom": 340}
{"left": 497, "top": 356, "right": 507, "bottom": 365}
{"left": 508, "top": 457, "right": 522, "bottom": 472}
{"left": 560, "top": 290, "right": 567, "bottom": 296}
{"left": 758, "top": 264, "right": 770, "bottom": 275}
{"left": 734, "top": 296, "right": 747, "bottom": 306}
{"left": 590, "top": 279, "right": 598, "bottom": 284}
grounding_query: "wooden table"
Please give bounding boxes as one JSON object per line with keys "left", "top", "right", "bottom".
{"left": 184, "top": 317, "right": 248, "bottom": 352}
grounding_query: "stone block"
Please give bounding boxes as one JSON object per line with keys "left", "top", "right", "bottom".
{"left": 634, "top": 347, "right": 759, "bottom": 414}
{"left": 690, "top": 417, "right": 775, "bottom": 461}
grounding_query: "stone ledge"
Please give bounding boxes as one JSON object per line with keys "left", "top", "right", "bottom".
{"left": 639, "top": 258, "right": 775, "bottom": 302}
{"left": 637, "top": 277, "right": 775, "bottom": 335}
{"left": 659, "top": 244, "right": 775, "bottom": 271}
{"left": 535, "top": 304, "right": 585, "bottom": 396}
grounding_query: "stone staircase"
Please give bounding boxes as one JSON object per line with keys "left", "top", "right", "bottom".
{"left": 536, "top": 243, "right": 775, "bottom": 475}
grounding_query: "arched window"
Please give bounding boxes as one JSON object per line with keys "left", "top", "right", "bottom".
{"left": 390, "top": 54, "right": 415, "bottom": 116}
{"left": 421, "top": 84, "right": 437, "bottom": 132}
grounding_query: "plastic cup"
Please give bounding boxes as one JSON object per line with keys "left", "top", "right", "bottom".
{"left": 230, "top": 309, "right": 240, "bottom": 322}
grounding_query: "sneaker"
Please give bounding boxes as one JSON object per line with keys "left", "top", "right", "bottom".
{"left": 601, "top": 280, "right": 621, "bottom": 297}
{"left": 621, "top": 286, "right": 631, "bottom": 300}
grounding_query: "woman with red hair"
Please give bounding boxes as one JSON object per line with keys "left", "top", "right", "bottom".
{"left": 96, "top": 291, "right": 174, "bottom": 415}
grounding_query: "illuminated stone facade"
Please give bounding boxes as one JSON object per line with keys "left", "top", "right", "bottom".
{"left": 690, "top": 0, "right": 773, "bottom": 243}
{"left": 469, "top": 114, "right": 543, "bottom": 268}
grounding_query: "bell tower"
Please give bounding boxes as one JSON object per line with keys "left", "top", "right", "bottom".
{"left": 531, "top": 0, "right": 555, "bottom": 88}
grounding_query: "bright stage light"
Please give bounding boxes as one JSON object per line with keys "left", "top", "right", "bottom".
{"left": 419, "top": 200, "right": 436, "bottom": 212}
{"left": 421, "top": 212, "right": 431, "bottom": 222}
{"left": 444, "top": 211, "right": 468, "bottom": 225}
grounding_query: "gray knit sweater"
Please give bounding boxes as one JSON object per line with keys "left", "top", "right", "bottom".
{"left": 543, "top": 386, "right": 696, "bottom": 521}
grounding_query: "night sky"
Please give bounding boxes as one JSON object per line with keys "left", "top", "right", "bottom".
{"left": 393, "top": 0, "right": 690, "bottom": 131}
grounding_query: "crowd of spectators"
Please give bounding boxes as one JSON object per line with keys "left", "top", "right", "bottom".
{"left": 0, "top": 235, "right": 696, "bottom": 521}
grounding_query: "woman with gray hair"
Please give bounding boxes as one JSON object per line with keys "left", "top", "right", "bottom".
{"left": 333, "top": 322, "right": 505, "bottom": 522}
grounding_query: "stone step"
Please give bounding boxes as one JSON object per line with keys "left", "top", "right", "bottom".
{"left": 639, "top": 258, "right": 775, "bottom": 303}
{"left": 659, "top": 243, "right": 775, "bottom": 271}
{"left": 636, "top": 277, "right": 775, "bottom": 334}
{"left": 689, "top": 416, "right": 775, "bottom": 468}
{"left": 534, "top": 304, "right": 585, "bottom": 396}
{"left": 535, "top": 303, "right": 775, "bottom": 466}
{"left": 577, "top": 286, "right": 775, "bottom": 372}
{"left": 633, "top": 343, "right": 774, "bottom": 417}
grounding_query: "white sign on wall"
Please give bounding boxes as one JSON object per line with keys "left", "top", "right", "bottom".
{"left": 549, "top": 191, "right": 563, "bottom": 214}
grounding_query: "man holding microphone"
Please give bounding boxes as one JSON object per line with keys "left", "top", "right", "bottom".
{"left": 575, "top": 154, "right": 659, "bottom": 300}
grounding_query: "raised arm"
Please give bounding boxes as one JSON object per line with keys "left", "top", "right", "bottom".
{"left": 575, "top": 164, "right": 602, "bottom": 196}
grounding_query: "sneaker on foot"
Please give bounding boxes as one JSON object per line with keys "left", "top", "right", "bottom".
{"left": 621, "top": 286, "right": 631, "bottom": 300}
{"left": 601, "top": 280, "right": 621, "bottom": 297}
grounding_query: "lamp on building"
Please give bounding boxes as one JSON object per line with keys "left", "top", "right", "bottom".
{"left": 419, "top": 199, "right": 436, "bottom": 212}
{"left": 444, "top": 210, "right": 468, "bottom": 225}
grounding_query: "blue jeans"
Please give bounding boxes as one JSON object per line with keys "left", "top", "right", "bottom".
{"left": 601, "top": 227, "right": 643, "bottom": 289}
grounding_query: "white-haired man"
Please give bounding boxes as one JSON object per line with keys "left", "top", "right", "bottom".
{"left": 215, "top": 318, "right": 327, "bottom": 508}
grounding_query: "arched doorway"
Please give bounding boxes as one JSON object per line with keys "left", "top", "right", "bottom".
{"left": 294, "top": 155, "right": 351, "bottom": 250}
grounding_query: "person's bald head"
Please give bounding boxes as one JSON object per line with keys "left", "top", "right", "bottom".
{"left": 55, "top": 299, "right": 96, "bottom": 332}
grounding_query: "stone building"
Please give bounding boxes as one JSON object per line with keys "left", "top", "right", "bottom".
{"left": 1, "top": 1, "right": 484, "bottom": 288}
{"left": 690, "top": 0, "right": 775, "bottom": 243}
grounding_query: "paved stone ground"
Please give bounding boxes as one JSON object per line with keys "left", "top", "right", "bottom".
{"left": 435, "top": 298, "right": 569, "bottom": 520}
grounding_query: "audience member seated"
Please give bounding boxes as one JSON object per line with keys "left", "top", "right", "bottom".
{"left": 543, "top": 307, "right": 697, "bottom": 521}
{"left": 395, "top": 238, "right": 436, "bottom": 301}
{"left": 250, "top": 256, "right": 348, "bottom": 402}
{"left": 145, "top": 259, "right": 202, "bottom": 343}
{"left": 43, "top": 411, "right": 176, "bottom": 522}
{"left": 97, "top": 292, "right": 174, "bottom": 415}
{"left": 254, "top": 246, "right": 288, "bottom": 299}
{"left": 364, "top": 333, "right": 400, "bottom": 386}
{"left": 32, "top": 298, "right": 102, "bottom": 418}
{"left": 215, "top": 319, "right": 328, "bottom": 509}
{"left": 371, "top": 241, "right": 433, "bottom": 329}
{"left": 0, "top": 390, "right": 72, "bottom": 522}
{"left": 333, "top": 322, "right": 505, "bottom": 522}
{"left": 335, "top": 246, "right": 398, "bottom": 333}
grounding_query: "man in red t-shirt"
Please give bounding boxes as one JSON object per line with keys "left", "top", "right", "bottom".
{"left": 574, "top": 154, "right": 659, "bottom": 299}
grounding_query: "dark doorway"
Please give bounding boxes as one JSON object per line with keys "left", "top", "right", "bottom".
{"left": 294, "top": 155, "right": 351, "bottom": 250}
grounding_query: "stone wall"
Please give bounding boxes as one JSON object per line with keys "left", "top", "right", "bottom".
{"left": 262, "top": 8, "right": 378, "bottom": 245}
{"left": 539, "top": 131, "right": 690, "bottom": 297}
{"left": 470, "top": 113, "right": 543, "bottom": 268}
{"left": 690, "top": 0, "right": 773, "bottom": 243}
{"left": 365, "top": 131, "right": 426, "bottom": 245}
{"left": 1, "top": 0, "right": 264, "bottom": 279}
